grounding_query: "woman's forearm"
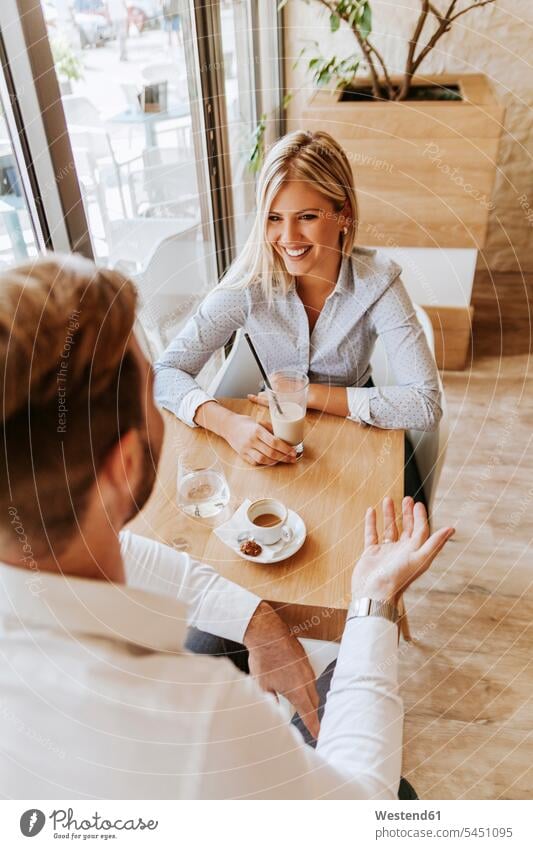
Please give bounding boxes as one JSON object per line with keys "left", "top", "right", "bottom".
{"left": 307, "top": 384, "right": 350, "bottom": 417}
{"left": 194, "top": 400, "right": 235, "bottom": 439}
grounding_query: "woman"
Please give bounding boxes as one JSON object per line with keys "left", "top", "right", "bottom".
{"left": 154, "top": 130, "right": 441, "bottom": 499}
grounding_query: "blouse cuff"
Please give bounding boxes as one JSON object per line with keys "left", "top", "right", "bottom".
{"left": 347, "top": 387, "right": 371, "bottom": 424}
{"left": 178, "top": 388, "right": 218, "bottom": 428}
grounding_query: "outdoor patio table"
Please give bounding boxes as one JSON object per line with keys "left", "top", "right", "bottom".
{"left": 107, "top": 103, "right": 190, "bottom": 148}
{"left": 130, "top": 400, "right": 404, "bottom": 641}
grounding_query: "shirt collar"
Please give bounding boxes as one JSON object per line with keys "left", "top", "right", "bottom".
{"left": 286, "top": 253, "right": 354, "bottom": 296}
{"left": 335, "top": 253, "right": 355, "bottom": 294}
{"left": 0, "top": 560, "right": 188, "bottom": 653}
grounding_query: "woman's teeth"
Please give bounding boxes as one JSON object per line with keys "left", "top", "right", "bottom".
{"left": 284, "top": 246, "right": 312, "bottom": 258}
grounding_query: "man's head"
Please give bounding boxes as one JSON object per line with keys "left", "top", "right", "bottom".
{"left": 0, "top": 254, "right": 163, "bottom": 562}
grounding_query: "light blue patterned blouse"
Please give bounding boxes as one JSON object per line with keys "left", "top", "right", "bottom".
{"left": 154, "top": 247, "right": 442, "bottom": 431}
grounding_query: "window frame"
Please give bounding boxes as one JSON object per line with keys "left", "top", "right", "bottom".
{"left": 0, "top": 0, "right": 285, "bottom": 273}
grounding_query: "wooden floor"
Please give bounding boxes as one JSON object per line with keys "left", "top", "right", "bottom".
{"left": 400, "top": 270, "right": 533, "bottom": 799}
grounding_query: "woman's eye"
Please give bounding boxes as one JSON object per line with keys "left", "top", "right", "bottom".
{"left": 300, "top": 214, "right": 317, "bottom": 221}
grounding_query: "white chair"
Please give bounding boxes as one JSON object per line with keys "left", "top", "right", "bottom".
{"left": 62, "top": 94, "right": 101, "bottom": 127}
{"left": 208, "top": 328, "right": 263, "bottom": 398}
{"left": 132, "top": 226, "right": 212, "bottom": 359}
{"left": 128, "top": 161, "right": 198, "bottom": 220}
{"left": 369, "top": 304, "right": 449, "bottom": 518}
{"left": 108, "top": 216, "right": 200, "bottom": 272}
{"left": 63, "top": 96, "right": 128, "bottom": 216}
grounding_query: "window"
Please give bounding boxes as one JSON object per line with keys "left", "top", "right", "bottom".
{"left": 0, "top": 0, "right": 283, "bottom": 357}
{"left": 40, "top": 0, "right": 217, "bottom": 356}
{"left": 0, "top": 90, "right": 39, "bottom": 266}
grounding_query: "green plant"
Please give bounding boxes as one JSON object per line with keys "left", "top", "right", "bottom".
{"left": 51, "top": 38, "right": 83, "bottom": 82}
{"left": 248, "top": 92, "right": 293, "bottom": 175}
{"left": 249, "top": 114, "right": 267, "bottom": 175}
{"left": 280, "top": 0, "right": 497, "bottom": 101}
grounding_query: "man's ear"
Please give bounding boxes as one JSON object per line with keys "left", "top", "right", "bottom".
{"left": 99, "top": 429, "right": 142, "bottom": 505}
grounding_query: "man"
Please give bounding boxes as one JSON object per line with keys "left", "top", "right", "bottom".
{"left": 0, "top": 255, "right": 453, "bottom": 798}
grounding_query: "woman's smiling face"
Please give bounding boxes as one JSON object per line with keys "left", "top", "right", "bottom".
{"left": 267, "top": 180, "right": 348, "bottom": 281}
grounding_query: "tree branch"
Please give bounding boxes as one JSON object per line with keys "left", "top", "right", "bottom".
{"left": 313, "top": 0, "right": 384, "bottom": 98}
{"left": 427, "top": 2, "right": 445, "bottom": 22}
{"left": 449, "top": 0, "right": 496, "bottom": 22}
{"left": 368, "top": 42, "right": 394, "bottom": 98}
{"left": 349, "top": 23, "right": 383, "bottom": 99}
{"left": 444, "top": 1, "right": 460, "bottom": 17}
{"left": 410, "top": 0, "right": 495, "bottom": 79}
{"left": 302, "top": 0, "right": 496, "bottom": 102}
{"left": 397, "top": 0, "right": 430, "bottom": 100}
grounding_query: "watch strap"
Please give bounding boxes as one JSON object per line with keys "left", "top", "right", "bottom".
{"left": 347, "top": 597, "right": 400, "bottom": 625}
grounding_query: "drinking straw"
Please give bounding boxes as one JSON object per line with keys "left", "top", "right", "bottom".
{"left": 244, "top": 332, "right": 284, "bottom": 416}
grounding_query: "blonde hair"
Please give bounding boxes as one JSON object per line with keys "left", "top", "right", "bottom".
{"left": 221, "top": 130, "right": 358, "bottom": 299}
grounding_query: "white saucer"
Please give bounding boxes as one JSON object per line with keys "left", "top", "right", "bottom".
{"left": 236, "top": 509, "right": 306, "bottom": 564}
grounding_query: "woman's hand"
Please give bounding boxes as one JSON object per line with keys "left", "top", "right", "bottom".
{"left": 223, "top": 413, "right": 297, "bottom": 466}
{"left": 247, "top": 391, "right": 269, "bottom": 408}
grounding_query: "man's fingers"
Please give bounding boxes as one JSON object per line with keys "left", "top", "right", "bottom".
{"left": 289, "top": 682, "right": 320, "bottom": 738}
{"left": 411, "top": 526, "right": 455, "bottom": 577}
{"left": 411, "top": 500, "right": 430, "bottom": 546}
{"left": 401, "top": 496, "right": 414, "bottom": 539}
{"left": 364, "top": 507, "right": 378, "bottom": 548}
{"left": 302, "top": 705, "right": 320, "bottom": 739}
{"left": 382, "top": 496, "right": 399, "bottom": 542}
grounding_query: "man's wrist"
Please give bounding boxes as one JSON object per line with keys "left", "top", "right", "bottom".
{"left": 351, "top": 579, "right": 399, "bottom": 606}
{"left": 243, "top": 601, "right": 284, "bottom": 648}
{"left": 347, "top": 597, "right": 399, "bottom": 622}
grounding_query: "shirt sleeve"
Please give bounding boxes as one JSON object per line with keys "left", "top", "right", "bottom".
{"left": 153, "top": 285, "right": 249, "bottom": 426}
{"left": 120, "top": 530, "right": 261, "bottom": 643}
{"left": 348, "top": 276, "right": 442, "bottom": 431}
{"left": 178, "top": 387, "right": 218, "bottom": 428}
{"left": 200, "top": 617, "right": 402, "bottom": 799}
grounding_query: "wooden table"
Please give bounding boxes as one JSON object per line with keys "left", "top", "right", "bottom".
{"left": 130, "top": 400, "right": 404, "bottom": 641}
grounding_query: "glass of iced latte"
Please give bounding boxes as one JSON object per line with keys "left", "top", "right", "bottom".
{"left": 266, "top": 370, "right": 309, "bottom": 460}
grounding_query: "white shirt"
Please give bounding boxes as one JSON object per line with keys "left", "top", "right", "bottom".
{"left": 154, "top": 247, "right": 442, "bottom": 431}
{"left": 0, "top": 533, "right": 402, "bottom": 799}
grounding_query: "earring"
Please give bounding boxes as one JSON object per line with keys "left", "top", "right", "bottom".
{"left": 342, "top": 226, "right": 348, "bottom": 235}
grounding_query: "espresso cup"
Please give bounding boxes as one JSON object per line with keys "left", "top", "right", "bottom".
{"left": 245, "top": 498, "right": 288, "bottom": 545}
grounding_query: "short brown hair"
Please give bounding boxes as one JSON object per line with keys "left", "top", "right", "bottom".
{"left": 0, "top": 254, "right": 141, "bottom": 556}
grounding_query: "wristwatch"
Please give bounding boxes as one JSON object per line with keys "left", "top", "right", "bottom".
{"left": 347, "top": 597, "right": 400, "bottom": 626}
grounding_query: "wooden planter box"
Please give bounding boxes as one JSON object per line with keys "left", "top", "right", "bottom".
{"left": 301, "top": 73, "right": 503, "bottom": 249}
{"left": 300, "top": 73, "right": 504, "bottom": 369}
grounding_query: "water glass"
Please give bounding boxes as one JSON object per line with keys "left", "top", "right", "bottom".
{"left": 177, "top": 452, "right": 230, "bottom": 519}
